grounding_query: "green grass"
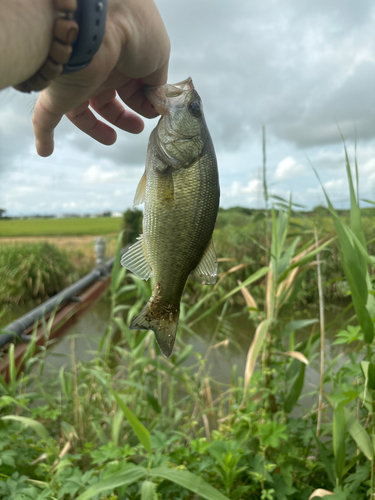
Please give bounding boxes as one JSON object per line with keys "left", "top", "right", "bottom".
{"left": 0, "top": 242, "right": 88, "bottom": 306}
{"left": 0, "top": 217, "right": 122, "bottom": 237}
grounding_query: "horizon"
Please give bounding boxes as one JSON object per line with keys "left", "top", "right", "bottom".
{"left": 1, "top": 0, "right": 375, "bottom": 216}
{"left": 1, "top": 201, "right": 374, "bottom": 221}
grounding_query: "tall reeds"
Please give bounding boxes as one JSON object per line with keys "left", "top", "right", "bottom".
{"left": 0, "top": 242, "right": 83, "bottom": 306}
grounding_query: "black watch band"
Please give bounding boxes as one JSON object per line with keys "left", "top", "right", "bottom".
{"left": 63, "top": 0, "right": 108, "bottom": 74}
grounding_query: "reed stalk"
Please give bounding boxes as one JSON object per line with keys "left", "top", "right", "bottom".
{"left": 315, "top": 226, "right": 326, "bottom": 437}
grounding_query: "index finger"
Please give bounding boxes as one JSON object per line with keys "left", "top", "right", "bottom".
{"left": 116, "top": 79, "right": 159, "bottom": 119}
{"left": 117, "top": 61, "right": 169, "bottom": 117}
{"left": 118, "top": 86, "right": 157, "bottom": 119}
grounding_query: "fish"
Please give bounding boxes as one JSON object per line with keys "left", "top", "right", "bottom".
{"left": 121, "top": 77, "right": 220, "bottom": 357}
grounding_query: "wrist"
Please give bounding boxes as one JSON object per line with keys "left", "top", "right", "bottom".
{"left": 0, "top": 0, "right": 54, "bottom": 90}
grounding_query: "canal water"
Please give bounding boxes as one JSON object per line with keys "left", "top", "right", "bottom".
{"left": 24, "top": 297, "right": 351, "bottom": 401}
{"left": 37, "top": 299, "right": 254, "bottom": 381}
{"left": 0, "top": 293, "right": 353, "bottom": 416}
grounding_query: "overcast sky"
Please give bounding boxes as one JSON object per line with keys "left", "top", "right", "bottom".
{"left": 1, "top": 0, "right": 375, "bottom": 216}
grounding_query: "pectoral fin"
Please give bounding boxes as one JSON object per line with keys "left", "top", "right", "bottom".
{"left": 120, "top": 234, "right": 152, "bottom": 280}
{"left": 191, "top": 239, "right": 218, "bottom": 285}
{"left": 134, "top": 170, "right": 147, "bottom": 206}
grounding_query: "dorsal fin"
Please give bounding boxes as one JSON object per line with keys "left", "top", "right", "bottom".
{"left": 134, "top": 170, "right": 147, "bottom": 206}
{"left": 191, "top": 239, "right": 218, "bottom": 285}
{"left": 120, "top": 234, "right": 152, "bottom": 280}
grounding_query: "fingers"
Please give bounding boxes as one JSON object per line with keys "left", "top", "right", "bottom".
{"left": 117, "top": 63, "right": 170, "bottom": 118}
{"left": 90, "top": 89, "right": 144, "bottom": 134}
{"left": 66, "top": 89, "right": 145, "bottom": 142}
{"left": 32, "top": 77, "right": 161, "bottom": 157}
{"left": 117, "top": 80, "right": 159, "bottom": 119}
{"left": 33, "top": 92, "right": 117, "bottom": 156}
{"left": 32, "top": 95, "right": 63, "bottom": 157}
{"left": 66, "top": 103, "right": 118, "bottom": 145}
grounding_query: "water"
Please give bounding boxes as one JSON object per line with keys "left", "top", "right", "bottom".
{"left": 37, "top": 298, "right": 352, "bottom": 393}
{"left": 40, "top": 299, "right": 254, "bottom": 381}
{"left": 42, "top": 300, "right": 110, "bottom": 372}
{"left": 1, "top": 293, "right": 354, "bottom": 409}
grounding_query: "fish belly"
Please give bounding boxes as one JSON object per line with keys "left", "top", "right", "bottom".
{"left": 144, "top": 149, "right": 219, "bottom": 307}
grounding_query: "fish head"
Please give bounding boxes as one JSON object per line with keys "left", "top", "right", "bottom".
{"left": 145, "top": 78, "right": 208, "bottom": 167}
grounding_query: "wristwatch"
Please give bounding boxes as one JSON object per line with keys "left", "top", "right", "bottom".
{"left": 14, "top": 0, "right": 108, "bottom": 93}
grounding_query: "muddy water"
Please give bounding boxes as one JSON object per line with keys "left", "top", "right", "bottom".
{"left": 40, "top": 300, "right": 254, "bottom": 381}
{"left": 1, "top": 291, "right": 353, "bottom": 410}
{"left": 35, "top": 298, "right": 351, "bottom": 400}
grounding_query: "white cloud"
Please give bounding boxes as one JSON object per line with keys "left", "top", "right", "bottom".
{"left": 227, "top": 179, "right": 262, "bottom": 198}
{"left": 273, "top": 156, "right": 306, "bottom": 180}
{"left": 227, "top": 181, "right": 241, "bottom": 198}
{"left": 0, "top": 107, "right": 29, "bottom": 135}
{"left": 83, "top": 165, "right": 119, "bottom": 184}
{"left": 63, "top": 201, "right": 80, "bottom": 209}
{"left": 323, "top": 178, "right": 346, "bottom": 191}
{"left": 306, "top": 187, "right": 321, "bottom": 195}
{"left": 5, "top": 186, "right": 40, "bottom": 199}
{"left": 313, "top": 149, "right": 345, "bottom": 163}
{"left": 243, "top": 179, "right": 262, "bottom": 194}
{"left": 361, "top": 158, "right": 375, "bottom": 177}
{"left": 81, "top": 164, "right": 144, "bottom": 186}
{"left": 1, "top": 0, "right": 375, "bottom": 214}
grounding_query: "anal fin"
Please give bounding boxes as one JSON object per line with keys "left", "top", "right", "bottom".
{"left": 191, "top": 239, "right": 218, "bottom": 285}
{"left": 120, "top": 234, "right": 152, "bottom": 280}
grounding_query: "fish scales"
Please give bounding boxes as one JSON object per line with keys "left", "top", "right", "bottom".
{"left": 145, "top": 142, "right": 218, "bottom": 305}
{"left": 121, "top": 77, "right": 220, "bottom": 357}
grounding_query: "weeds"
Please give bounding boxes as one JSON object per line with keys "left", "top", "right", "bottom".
{"left": 0, "top": 144, "right": 374, "bottom": 499}
{"left": 0, "top": 242, "right": 88, "bottom": 307}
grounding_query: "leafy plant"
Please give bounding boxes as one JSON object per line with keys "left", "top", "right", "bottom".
{"left": 1, "top": 140, "right": 375, "bottom": 499}
{"left": 0, "top": 242, "right": 87, "bottom": 307}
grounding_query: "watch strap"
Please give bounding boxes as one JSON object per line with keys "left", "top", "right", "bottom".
{"left": 14, "top": 0, "right": 107, "bottom": 93}
{"left": 63, "top": 0, "right": 107, "bottom": 74}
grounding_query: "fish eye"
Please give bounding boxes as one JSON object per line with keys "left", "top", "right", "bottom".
{"left": 188, "top": 101, "right": 202, "bottom": 118}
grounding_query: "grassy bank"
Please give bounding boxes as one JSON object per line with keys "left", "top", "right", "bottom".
{"left": 194, "top": 206, "right": 375, "bottom": 309}
{"left": 0, "top": 180, "right": 374, "bottom": 498}
{"left": 0, "top": 242, "right": 90, "bottom": 307}
{"left": 1, "top": 208, "right": 374, "bottom": 312}
{"left": 1, "top": 138, "right": 375, "bottom": 499}
{"left": 0, "top": 217, "right": 122, "bottom": 237}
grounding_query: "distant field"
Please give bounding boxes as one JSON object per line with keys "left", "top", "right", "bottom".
{"left": 0, "top": 217, "right": 122, "bottom": 237}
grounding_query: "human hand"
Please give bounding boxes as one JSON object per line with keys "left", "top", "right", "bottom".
{"left": 32, "top": 0, "right": 170, "bottom": 157}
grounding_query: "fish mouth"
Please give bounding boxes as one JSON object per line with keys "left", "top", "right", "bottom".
{"left": 144, "top": 77, "right": 194, "bottom": 116}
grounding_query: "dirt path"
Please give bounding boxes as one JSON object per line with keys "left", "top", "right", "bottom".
{"left": 0, "top": 235, "right": 106, "bottom": 244}
{"left": 0, "top": 235, "right": 97, "bottom": 245}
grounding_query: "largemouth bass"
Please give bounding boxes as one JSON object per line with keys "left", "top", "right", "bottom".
{"left": 121, "top": 77, "right": 220, "bottom": 357}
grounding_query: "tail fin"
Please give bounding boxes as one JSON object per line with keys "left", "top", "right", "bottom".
{"left": 129, "top": 301, "right": 179, "bottom": 358}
